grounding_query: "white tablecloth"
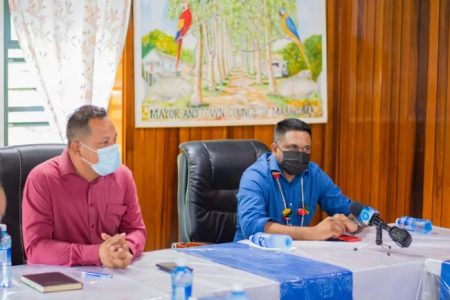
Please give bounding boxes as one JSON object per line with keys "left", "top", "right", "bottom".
{"left": 287, "top": 226, "right": 450, "bottom": 300}
{"left": 422, "top": 258, "right": 450, "bottom": 300}
{"left": 0, "top": 249, "right": 278, "bottom": 299}
{"left": 1, "top": 226, "right": 449, "bottom": 299}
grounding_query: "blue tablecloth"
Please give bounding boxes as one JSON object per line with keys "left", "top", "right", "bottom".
{"left": 179, "top": 243, "right": 352, "bottom": 300}
{"left": 441, "top": 260, "right": 450, "bottom": 300}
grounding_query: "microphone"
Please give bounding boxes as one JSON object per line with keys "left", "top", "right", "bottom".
{"left": 349, "top": 202, "right": 412, "bottom": 248}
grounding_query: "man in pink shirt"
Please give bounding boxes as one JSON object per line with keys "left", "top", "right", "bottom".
{"left": 22, "top": 105, "right": 147, "bottom": 268}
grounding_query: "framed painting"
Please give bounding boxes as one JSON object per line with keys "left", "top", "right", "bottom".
{"left": 134, "top": 0, "right": 327, "bottom": 127}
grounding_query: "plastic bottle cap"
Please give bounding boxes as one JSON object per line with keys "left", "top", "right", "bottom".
{"left": 0, "top": 224, "right": 6, "bottom": 232}
{"left": 231, "top": 283, "right": 244, "bottom": 292}
{"left": 176, "top": 258, "right": 187, "bottom": 267}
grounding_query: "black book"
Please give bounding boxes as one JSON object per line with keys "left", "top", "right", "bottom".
{"left": 21, "top": 271, "right": 82, "bottom": 293}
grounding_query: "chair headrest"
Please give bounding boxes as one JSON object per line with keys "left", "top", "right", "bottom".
{"left": 179, "top": 140, "right": 269, "bottom": 190}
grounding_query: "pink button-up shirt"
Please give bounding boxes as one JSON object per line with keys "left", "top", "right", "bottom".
{"left": 22, "top": 149, "right": 147, "bottom": 266}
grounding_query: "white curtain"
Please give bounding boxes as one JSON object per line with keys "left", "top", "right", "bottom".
{"left": 8, "top": 0, "right": 131, "bottom": 141}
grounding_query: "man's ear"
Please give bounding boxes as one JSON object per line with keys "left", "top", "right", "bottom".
{"left": 270, "top": 143, "right": 278, "bottom": 155}
{"left": 69, "top": 141, "right": 81, "bottom": 155}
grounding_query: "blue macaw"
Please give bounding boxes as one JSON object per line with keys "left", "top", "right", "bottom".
{"left": 279, "top": 8, "right": 311, "bottom": 71}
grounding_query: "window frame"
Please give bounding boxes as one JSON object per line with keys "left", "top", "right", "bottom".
{"left": 1, "top": 1, "right": 5, "bottom": 146}
{"left": 3, "top": 1, "right": 51, "bottom": 146}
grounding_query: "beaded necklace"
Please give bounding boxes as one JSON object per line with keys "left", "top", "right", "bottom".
{"left": 272, "top": 171, "right": 309, "bottom": 226}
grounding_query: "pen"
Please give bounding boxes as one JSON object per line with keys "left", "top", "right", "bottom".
{"left": 81, "top": 271, "right": 113, "bottom": 279}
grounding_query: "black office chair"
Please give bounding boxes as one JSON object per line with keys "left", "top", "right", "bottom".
{"left": 177, "top": 139, "right": 269, "bottom": 243}
{"left": 0, "top": 144, "right": 65, "bottom": 265}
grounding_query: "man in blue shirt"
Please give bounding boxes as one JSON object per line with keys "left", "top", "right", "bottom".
{"left": 234, "top": 118, "right": 358, "bottom": 241}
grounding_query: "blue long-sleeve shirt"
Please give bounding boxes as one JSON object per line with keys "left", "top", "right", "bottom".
{"left": 234, "top": 153, "right": 351, "bottom": 241}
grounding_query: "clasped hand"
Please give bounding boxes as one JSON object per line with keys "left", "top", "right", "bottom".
{"left": 313, "top": 214, "right": 359, "bottom": 240}
{"left": 99, "top": 232, "right": 133, "bottom": 269}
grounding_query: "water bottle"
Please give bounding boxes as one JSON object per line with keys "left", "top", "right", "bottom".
{"left": 226, "top": 284, "right": 249, "bottom": 300}
{"left": 395, "top": 216, "right": 432, "bottom": 234}
{"left": 249, "top": 232, "right": 293, "bottom": 250}
{"left": 171, "top": 259, "right": 193, "bottom": 300}
{"left": 0, "top": 224, "right": 12, "bottom": 288}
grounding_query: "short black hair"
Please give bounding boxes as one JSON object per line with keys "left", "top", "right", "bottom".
{"left": 274, "top": 118, "right": 312, "bottom": 143}
{"left": 66, "top": 105, "right": 107, "bottom": 145}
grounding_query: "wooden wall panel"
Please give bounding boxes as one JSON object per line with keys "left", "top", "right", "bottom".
{"left": 328, "top": 0, "right": 421, "bottom": 223}
{"left": 118, "top": 0, "right": 450, "bottom": 251}
{"left": 422, "top": 0, "right": 450, "bottom": 227}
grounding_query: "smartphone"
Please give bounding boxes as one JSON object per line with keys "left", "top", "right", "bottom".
{"left": 156, "top": 262, "right": 193, "bottom": 273}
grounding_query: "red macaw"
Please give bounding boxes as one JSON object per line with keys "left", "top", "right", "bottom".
{"left": 279, "top": 8, "right": 311, "bottom": 71}
{"left": 175, "top": 2, "right": 192, "bottom": 71}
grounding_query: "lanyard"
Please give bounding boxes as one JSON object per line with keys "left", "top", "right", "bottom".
{"left": 272, "top": 171, "right": 309, "bottom": 226}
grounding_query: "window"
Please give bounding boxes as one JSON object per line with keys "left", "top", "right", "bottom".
{"left": 3, "top": 1, "right": 61, "bottom": 146}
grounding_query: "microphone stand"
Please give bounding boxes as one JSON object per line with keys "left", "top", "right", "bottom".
{"left": 375, "top": 226, "right": 382, "bottom": 246}
{"left": 375, "top": 224, "right": 391, "bottom": 255}
{"left": 373, "top": 217, "right": 412, "bottom": 248}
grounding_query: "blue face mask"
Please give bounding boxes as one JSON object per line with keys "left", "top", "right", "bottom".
{"left": 80, "top": 143, "right": 121, "bottom": 176}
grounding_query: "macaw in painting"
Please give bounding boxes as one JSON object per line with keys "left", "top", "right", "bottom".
{"left": 175, "top": 1, "right": 192, "bottom": 71}
{"left": 279, "top": 8, "right": 311, "bottom": 71}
